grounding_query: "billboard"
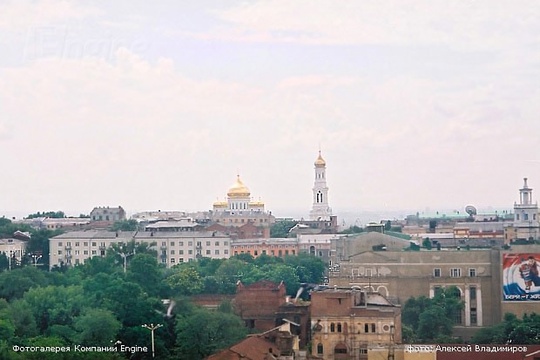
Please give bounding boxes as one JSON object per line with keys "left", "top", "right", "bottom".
{"left": 503, "top": 253, "right": 540, "bottom": 301}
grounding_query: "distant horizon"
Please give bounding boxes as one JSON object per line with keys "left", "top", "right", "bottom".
{"left": 1, "top": 204, "right": 517, "bottom": 226}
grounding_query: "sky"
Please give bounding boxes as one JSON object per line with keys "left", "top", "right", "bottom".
{"left": 1, "top": 0, "right": 540, "bottom": 220}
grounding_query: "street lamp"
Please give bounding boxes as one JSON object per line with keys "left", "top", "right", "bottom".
{"left": 118, "top": 243, "right": 134, "bottom": 273}
{"left": 31, "top": 254, "right": 43, "bottom": 267}
{"left": 141, "top": 323, "right": 162, "bottom": 358}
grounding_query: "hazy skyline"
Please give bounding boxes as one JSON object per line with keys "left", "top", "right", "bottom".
{"left": 1, "top": 1, "right": 539, "bottom": 219}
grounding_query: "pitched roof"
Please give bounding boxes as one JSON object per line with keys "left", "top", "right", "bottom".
{"left": 206, "top": 336, "right": 279, "bottom": 360}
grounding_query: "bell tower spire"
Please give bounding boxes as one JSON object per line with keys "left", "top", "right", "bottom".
{"left": 310, "top": 150, "right": 332, "bottom": 220}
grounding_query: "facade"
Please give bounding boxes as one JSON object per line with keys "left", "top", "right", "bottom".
{"left": 90, "top": 206, "right": 126, "bottom": 222}
{"left": 49, "top": 230, "right": 232, "bottom": 269}
{"left": 310, "top": 289, "right": 401, "bottom": 360}
{"left": 231, "top": 238, "right": 298, "bottom": 257}
{"left": 309, "top": 151, "right": 332, "bottom": 221}
{"left": 329, "top": 232, "right": 540, "bottom": 339}
{"left": 297, "top": 233, "right": 340, "bottom": 263}
{"left": 0, "top": 238, "right": 27, "bottom": 268}
{"left": 234, "top": 280, "right": 288, "bottom": 331}
{"left": 211, "top": 175, "right": 275, "bottom": 233}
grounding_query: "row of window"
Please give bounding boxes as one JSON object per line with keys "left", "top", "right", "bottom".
{"left": 216, "top": 218, "right": 269, "bottom": 223}
{"left": 433, "top": 268, "right": 476, "bottom": 278}
{"left": 328, "top": 322, "right": 379, "bottom": 334}
{"left": 233, "top": 249, "right": 296, "bottom": 256}
{"left": 161, "top": 241, "right": 228, "bottom": 247}
{"left": 56, "top": 240, "right": 229, "bottom": 248}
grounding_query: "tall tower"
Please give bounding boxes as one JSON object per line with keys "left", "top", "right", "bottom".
{"left": 513, "top": 177, "right": 540, "bottom": 240}
{"left": 310, "top": 151, "right": 332, "bottom": 221}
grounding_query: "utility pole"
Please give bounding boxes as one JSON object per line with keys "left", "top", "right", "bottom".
{"left": 141, "top": 323, "right": 162, "bottom": 358}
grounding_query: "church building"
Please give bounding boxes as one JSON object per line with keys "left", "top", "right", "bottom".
{"left": 210, "top": 175, "right": 275, "bottom": 235}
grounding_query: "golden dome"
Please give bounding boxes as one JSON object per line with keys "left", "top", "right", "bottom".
{"left": 227, "top": 175, "right": 251, "bottom": 197}
{"left": 213, "top": 200, "right": 227, "bottom": 208}
{"left": 314, "top": 151, "right": 326, "bottom": 166}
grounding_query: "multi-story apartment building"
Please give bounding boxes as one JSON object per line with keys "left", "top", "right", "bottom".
{"left": 49, "top": 230, "right": 232, "bottom": 269}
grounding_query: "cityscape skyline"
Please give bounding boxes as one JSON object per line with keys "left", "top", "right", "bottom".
{"left": 1, "top": 1, "right": 539, "bottom": 217}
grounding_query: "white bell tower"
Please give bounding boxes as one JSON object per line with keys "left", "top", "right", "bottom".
{"left": 310, "top": 150, "right": 332, "bottom": 221}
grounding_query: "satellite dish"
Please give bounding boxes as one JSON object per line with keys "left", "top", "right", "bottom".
{"left": 465, "top": 205, "right": 477, "bottom": 216}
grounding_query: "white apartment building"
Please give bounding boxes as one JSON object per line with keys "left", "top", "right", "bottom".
{"left": 49, "top": 230, "right": 231, "bottom": 269}
{"left": 0, "top": 238, "right": 27, "bottom": 268}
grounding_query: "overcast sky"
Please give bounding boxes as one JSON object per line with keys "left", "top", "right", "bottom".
{"left": 1, "top": 1, "right": 539, "bottom": 219}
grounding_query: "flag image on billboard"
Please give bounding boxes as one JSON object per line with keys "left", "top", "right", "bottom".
{"left": 503, "top": 253, "right": 540, "bottom": 301}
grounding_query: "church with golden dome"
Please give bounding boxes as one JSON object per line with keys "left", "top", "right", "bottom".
{"left": 210, "top": 175, "right": 274, "bottom": 234}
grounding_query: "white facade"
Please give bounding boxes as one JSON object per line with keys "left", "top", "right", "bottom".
{"left": 49, "top": 230, "right": 232, "bottom": 269}
{"left": 0, "top": 238, "right": 27, "bottom": 268}
{"left": 309, "top": 151, "right": 332, "bottom": 221}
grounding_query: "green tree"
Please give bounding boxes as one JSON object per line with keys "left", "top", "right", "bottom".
{"left": 0, "top": 267, "right": 49, "bottom": 301}
{"left": 73, "top": 308, "right": 122, "bottom": 346}
{"left": 126, "top": 254, "right": 161, "bottom": 296}
{"left": 22, "top": 285, "right": 88, "bottom": 333}
{"left": 422, "top": 238, "right": 432, "bottom": 250}
{"left": 283, "top": 253, "right": 326, "bottom": 284}
{"left": 26, "top": 211, "right": 66, "bottom": 219}
{"left": 270, "top": 220, "right": 298, "bottom": 238}
{"left": 175, "top": 308, "right": 247, "bottom": 360}
{"left": 165, "top": 266, "right": 204, "bottom": 296}
{"left": 402, "top": 287, "right": 464, "bottom": 343}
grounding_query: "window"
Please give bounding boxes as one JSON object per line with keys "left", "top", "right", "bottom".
{"left": 58, "top": 242, "right": 63, "bottom": 246}
{"left": 469, "top": 268, "right": 476, "bottom": 277}
{"left": 179, "top": 250, "right": 184, "bottom": 255}
{"left": 224, "top": 241, "right": 228, "bottom": 246}
{"left": 162, "top": 242, "right": 166, "bottom": 246}
{"left": 170, "top": 250, "right": 175, "bottom": 255}
{"left": 58, "top": 250, "right": 62, "bottom": 255}
{"left": 75, "top": 242, "right": 80, "bottom": 247}
{"left": 215, "top": 241, "right": 219, "bottom": 246}
{"left": 171, "top": 258, "right": 176, "bottom": 263}
{"left": 224, "top": 250, "right": 229, "bottom": 255}
{"left": 75, "top": 250, "right": 79, "bottom": 255}
{"left": 188, "top": 250, "right": 193, "bottom": 255}
{"left": 92, "top": 242, "right": 96, "bottom": 247}
{"left": 317, "top": 343, "right": 323, "bottom": 354}
{"left": 337, "top": 323, "right": 342, "bottom": 332}
{"left": 83, "top": 250, "right": 88, "bottom": 255}
{"left": 433, "top": 268, "right": 441, "bottom": 277}
{"left": 364, "top": 324, "right": 369, "bottom": 333}
{"left": 179, "top": 258, "right": 184, "bottom": 263}
{"left": 371, "top": 323, "right": 376, "bottom": 333}
{"left": 84, "top": 242, "right": 88, "bottom": 246}
{"left": 91, "top": 250, "right": 97, "bottom": 255}
{"left": 206, "top": 241, "right": 211, "bottom": 246}
{"left": 179, "top": 241, "right": 184, "bottom": 246}
{"left": 470, "top": 308, "right": 477, "bottom": 325}
{"left": 67, "top": 242, "right": 71, "bottom": 246}
{"left": 188, "top": 241, "right": 193, "bottom": 246}
{"left": 170, "top": 242, "right": 175, "bottom": 246}
{"left": 330, "top": 323, "right": 335, "bottom": 332}
{"left": 470, "top": 286, "right": 477, "bottom": 299}
{"left": 215, "top": 250, "right": 219, "bottom": 255}
{"left": 450, "top": 268, "right": 461, "bottom": 277}
{"left": 206, "top": 250, "right": 211, "bottom": 255}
